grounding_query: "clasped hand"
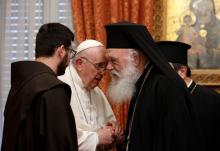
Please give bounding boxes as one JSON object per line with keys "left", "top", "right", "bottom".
{"left": 97, "top": 121, "right": 124, "bottom": 147}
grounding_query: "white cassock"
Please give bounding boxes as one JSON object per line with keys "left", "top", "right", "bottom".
{"left": 59, "top": 63, "right": 116, "bottom": 151}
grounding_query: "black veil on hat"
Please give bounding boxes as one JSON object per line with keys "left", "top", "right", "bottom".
{"left": 156, "top": 41, "right": 192, "bottom": 76}
{"left": 105, "top": 21, "right": 189, "bottom": 94}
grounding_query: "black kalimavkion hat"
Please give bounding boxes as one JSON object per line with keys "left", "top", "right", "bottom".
{"left": 156, "top": 41, "right": 191, "bottom": 66}
{"left": 105, "top": 21, "right": 143, "bottom": 49}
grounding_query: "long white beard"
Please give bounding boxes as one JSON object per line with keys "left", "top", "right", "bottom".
{"left": 108, "top": 63, "right": 140, "bottom": 103}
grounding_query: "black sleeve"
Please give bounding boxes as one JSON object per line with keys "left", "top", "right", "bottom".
{"left": 39, "top": 86, "right": 78, "bottom": 151}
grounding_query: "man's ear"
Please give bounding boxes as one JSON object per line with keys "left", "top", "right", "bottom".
{"left": 56, "top": 45, "right": 66, "bottom": 58}
{"left": 74, "top": 58, "right": 83, "bottom": 71}
{"left": 179, "top": 66, "right": 187, "bottom": 79}
{"left": 132, "top": 52, "right": 140, "bottom": 66}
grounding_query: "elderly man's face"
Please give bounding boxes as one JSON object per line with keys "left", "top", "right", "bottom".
{"left": 105, "top": 49, "right": 130, "bottom": 79}
{"left": 77, "top": 46, "right": 107, "bottom": 89}
{"left": 105, "top": 49, "right": 140, "bottom": 102}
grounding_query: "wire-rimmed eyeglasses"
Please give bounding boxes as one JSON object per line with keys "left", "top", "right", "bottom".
{"left": 81, "top": 57, "right": 107, "bottom": 71}
{"left": 67, "top": 48, "right": 77, "bottom": 59}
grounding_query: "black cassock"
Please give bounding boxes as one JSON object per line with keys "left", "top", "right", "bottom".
{"left": 123, "top": 63, "right": 203, "bottom": 151}
{"left": 189, "top": 81, "right": 220, "bottom": 151}
{"left": 1, "top": 61, "right": 78, "bottom": 151}
{"left": 105, "top": 22, "right": 204, "bottom": 151}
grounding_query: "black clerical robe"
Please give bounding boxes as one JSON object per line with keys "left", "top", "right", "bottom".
{"left": 124, "top": 64, "right": 202, "bottom": 151}
{"left": 188, "top": 81, "right": 220, "bottom": 151}
{"left": 1, "top": 61, "right": 78, "bottom": 151}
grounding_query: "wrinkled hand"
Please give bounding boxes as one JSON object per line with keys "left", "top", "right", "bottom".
{"left": 106, "top": 121, "right": 124, "bottom": 144}
{"left": 97, "top": 126, "right": 114, "bottom": 145}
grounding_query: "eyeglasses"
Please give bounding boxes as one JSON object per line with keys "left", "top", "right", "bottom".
{"left": 81, "top": 57, "right": 107, "bottom": 71}
{"left": 66, "top": 48, "right": 77, "bottom": 59}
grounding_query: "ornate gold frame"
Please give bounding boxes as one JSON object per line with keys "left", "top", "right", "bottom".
{"left": 191, "top": 70, "right": 220, "bottom": 86}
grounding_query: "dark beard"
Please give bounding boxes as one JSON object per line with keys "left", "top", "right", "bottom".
{"left": 57, "top": 54, "right": 68, "bottom": 76}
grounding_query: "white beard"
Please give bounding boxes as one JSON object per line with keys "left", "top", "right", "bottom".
{"left": 108, "top": 62, "right": 140, "bottom": 103}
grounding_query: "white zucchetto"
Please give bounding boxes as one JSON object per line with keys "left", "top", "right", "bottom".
{"left": 76, "top": 39, "right": 104, "bottom": 54}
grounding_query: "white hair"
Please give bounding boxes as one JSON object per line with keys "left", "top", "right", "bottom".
{"left": 108, "top": 49, "right": 141, "bottom": 103}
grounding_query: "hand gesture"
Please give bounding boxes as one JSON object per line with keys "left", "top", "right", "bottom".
{"left": 106, "top": 121, "right": 124, "bottom": 144}
{"left": 97, "top": 126, "right": 114, "bottom": 145}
